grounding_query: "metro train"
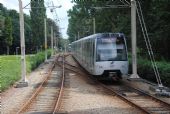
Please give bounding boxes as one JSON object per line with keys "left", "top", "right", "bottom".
{"left": 71, "top": 33, "right": 128, "bottom": 80}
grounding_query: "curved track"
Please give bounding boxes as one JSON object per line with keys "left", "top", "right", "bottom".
{"left": 64, "top": 54, "right": 170, "bottom": 114}
{"left": 17, "top": 54, "right": 65, "bottom": 114}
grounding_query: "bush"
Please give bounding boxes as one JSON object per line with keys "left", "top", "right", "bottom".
{"left": 129, "top": 56, "right": 170, "bottom": 87}
{"left": 28, "top": 50, "right": 51, "bottom": 70}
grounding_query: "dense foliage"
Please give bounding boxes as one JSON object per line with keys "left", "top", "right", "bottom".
{"left": 0, "top": 2, "right": 61, "bottom": 54}
{"left": 67, "top": 0, "right": 170, "bottom": 86}
{"left": 4, "top": 16, "right": 13, "bottom": 54}
{"left": 30, "top": 0, "right": 46, "bottom": 51}
{"left": 128, "top": 56, "right": 170, "bottom": 87}
{"left": 67, "top": 0, "right": 170, "bottom": 61}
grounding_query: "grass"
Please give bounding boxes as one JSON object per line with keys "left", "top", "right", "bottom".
{"left": 0, "top": 50, "right": 51, "bottom": 91}
{"left": 0, "top": 55, "right": 21, "bottom": 91}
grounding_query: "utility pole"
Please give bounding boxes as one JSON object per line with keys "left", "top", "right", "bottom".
{"left": 57, "top": 36, "right": 58, "bottom": 51}
{"left": 17, "top": 0, "right": 28, "bottom": 87}
{"left": 130, "top": 0, "right": 139, "bottom": 78}
{"left": 44, "top": 18, "right": 47, "bottom": 61}
{"left": 64, "top": 42, "right": 66, "bottom": 53}
{"left": 51, "top": 26, "right": 54, "bottom": 56}
{"left": 54, "top": 32, "right": 56, "bottom": 54}
{"left": 93, "top": 17, "right": 96, "bottom": 34}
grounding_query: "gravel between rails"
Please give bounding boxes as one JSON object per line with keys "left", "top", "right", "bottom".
{"left": 1, "top": 57, "right": 56, "bottom": 114}
{"left": 59, "top": 55, "right": 143, "bottom": 114}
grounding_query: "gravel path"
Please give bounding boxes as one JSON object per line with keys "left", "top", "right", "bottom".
{"left": 122, "top": 77, "right": 170, "bottom": 104}
{"left": 1, "top": 57, "right": 55, "bottom": 114}
{"left": 59, "top": 55, "right": 142, "bottom": 114}
{"left": 2, "top": 54, "right": 168, "bottom": 114}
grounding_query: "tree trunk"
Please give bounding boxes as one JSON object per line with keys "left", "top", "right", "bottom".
{"left": 7, "top": 46, "right": 9, "bottom": 55}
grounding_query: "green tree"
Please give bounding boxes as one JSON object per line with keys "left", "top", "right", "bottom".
{"left": 4, "top": 16, "right": 13, "bottom": 55}
{"left": 30, "top": 0, "right": 46, "bottom": 52}
{"left": 0, "top": 13, "right": 5, "bottom": 37}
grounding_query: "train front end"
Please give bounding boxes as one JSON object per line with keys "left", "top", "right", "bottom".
{"left": 94, "top": 33, "right": 128, "bottom": 80}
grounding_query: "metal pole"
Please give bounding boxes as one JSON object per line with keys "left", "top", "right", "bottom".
{"left": 44, "top": 18, "right": 47, "bottom": 61}
{"left": 18, "top": 0, "right": 28, "bottom": 85}
{"left": 51, "top": 26, "right": 54, "bottom": 56}
{"left": 54, "top": 32, "right": 56, "bottom": 54}
{"left": 93, "top": 17, "right": 96, "bottom": 34}
{"left": 57, "top": 36, "right": 58, "bottom": 51}
{"left": 130, "top": 0, "right": 139, "bottom": 78}
{"left": 65, "top": 43, "right": 66, "bottom": 53}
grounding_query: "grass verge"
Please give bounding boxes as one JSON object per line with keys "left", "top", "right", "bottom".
{"left": 0, "top": 50, "right": 51, "bottom": 91}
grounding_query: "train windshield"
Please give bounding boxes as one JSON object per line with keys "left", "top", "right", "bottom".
{"left": 96, "top": 37, "right": 127, "bottom": 61}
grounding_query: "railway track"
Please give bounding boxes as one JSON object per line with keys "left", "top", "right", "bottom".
{"left": 17, "top": 54, "right": 65, "bottom": 114}
{"left": 64, "top": 54, "right": 170, "bottom": 114}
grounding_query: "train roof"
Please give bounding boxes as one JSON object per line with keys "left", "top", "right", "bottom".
{"left": 71, "top": 33, "right": 125, "bottom": 44}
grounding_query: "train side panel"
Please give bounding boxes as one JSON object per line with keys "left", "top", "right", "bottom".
{"left": 71, "top": 33, "right": 128, "bottom": 80}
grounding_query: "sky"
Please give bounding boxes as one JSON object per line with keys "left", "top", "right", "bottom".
{"left": 0, "top": 0, "right": 74, "bottom": 39}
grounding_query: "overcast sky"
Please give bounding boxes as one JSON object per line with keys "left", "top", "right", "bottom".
{"left": 0, "top": 0, "right": 74, "bottom": 39}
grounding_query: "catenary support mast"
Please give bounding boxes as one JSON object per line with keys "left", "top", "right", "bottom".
{"left": 130, "top": 0, "right": 139, "bottom": 78}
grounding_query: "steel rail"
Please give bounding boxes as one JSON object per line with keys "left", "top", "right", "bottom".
{"left": 17, "top": 57, "right": 58, "bottom": 114}
{"left": 64, "top": 62, "right": 151, "bottom": 113}
{"left": 64, "top": 61, "right": 79, "bottom": 68}
{"left": 53, "top": 53, "right": 65, "bottom": 113}
{"left": 126, "top": 84, "right": 170, "bottom": 110}
{"left": 98, "top": 83, "right": 151, "bottom": 114}
{"left": 101, "top": 83, "right": 170, "bottom": 114}
{"left": 64, "top": 56, "right": 170, "bottom": 114}
{"left": 63, "top": 62, "right": 151, "bottom": 113}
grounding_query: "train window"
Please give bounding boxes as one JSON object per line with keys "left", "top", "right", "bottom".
{"left": 96, "top": 37, "right": 127, "bottom": 61}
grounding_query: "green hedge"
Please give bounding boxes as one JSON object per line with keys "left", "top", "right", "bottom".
{"left": 27, "top": 50, "right": 51, "bottom": 71}
{"left": 129, "top": 56, "right": 170, "bottom": 87}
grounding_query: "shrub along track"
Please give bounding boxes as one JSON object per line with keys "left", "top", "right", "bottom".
{"left": 17, "top": 54, "right": 65, "bottom": 114}
{"left": 64, "top": 54, "right": 170, "bottom": 114}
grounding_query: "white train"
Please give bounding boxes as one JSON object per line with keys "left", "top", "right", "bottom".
{"left": 71, "top": 33, "right": 128, "bottom": 80}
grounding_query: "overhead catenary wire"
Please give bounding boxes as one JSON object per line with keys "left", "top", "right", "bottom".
{"left": 119, "top": 0, "right": 131, "bottom": 6}
{"left": 120, "top": 0, "right": 128, "bottom": 5}
{"left": 124, "top": 0, "right": 130, "bottom": 5}
{"left": 136, "top": 0, "right": 162, "bottom": 86}
{"left": 137, "top": 0, "right": 162, "bottom": 86}
{"left": 136, "top": 0, "right": 163, "bottom": 87}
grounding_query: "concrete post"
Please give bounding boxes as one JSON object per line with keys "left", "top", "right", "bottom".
{"left": 51, "top": 26, "right": 54, "bottom": 56}
{"left": 130, "top": 0, "right": 139, "bottom": 78}
{"left": 17, "top": 0, "right": 28, "bottom": 87}
{"left": 44, "top": 18, "right": 47, "bottom": 61}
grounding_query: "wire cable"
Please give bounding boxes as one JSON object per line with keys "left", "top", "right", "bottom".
{"left": 124, "top": 0, "right": 130, "bottom": 5}
{"left": 136, "top": 0, "right": 163, "bottom": 86}
{"left": 137, "top": 0, "right": 162, "bottom": 86}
